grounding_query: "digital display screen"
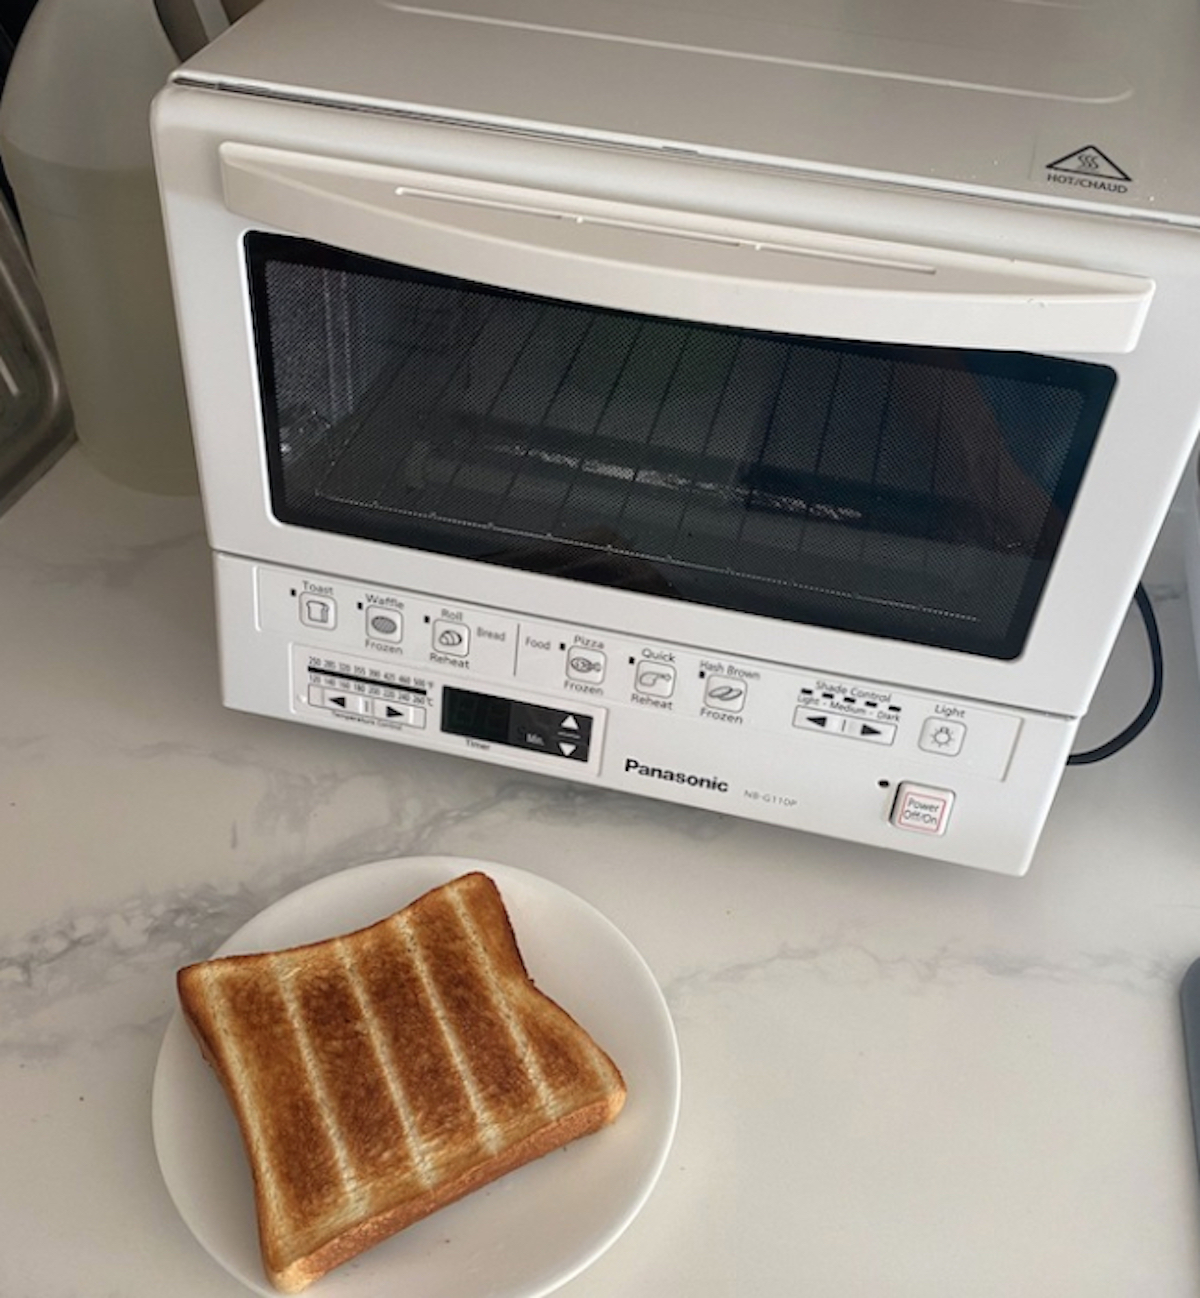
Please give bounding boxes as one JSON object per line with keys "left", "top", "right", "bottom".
{"left": 441, "top": 687, "right": 513, "bottom": 744}
{"left": 441, "top": 687, "right": 592, "bottom": 762}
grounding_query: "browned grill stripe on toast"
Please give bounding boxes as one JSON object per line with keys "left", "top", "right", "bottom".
{"left": 392, "top": 907, "right": 504, "bottom": 1154}
{"left": 189, "top": 972, "right": 289, "bottom": 1253}
{"left": 519, "top": 992, "right": 618, "bottom": 1100}
{"left": 446, "top": 879, "right": 618, "bottom": 1111}
{"left": 270, "top": 952, "right": 360, "bottom": 1204}
{"left": 332, "top": 938, "right": 436, "bottom": 1190}
{"left": 353, "top": 915, "right": 483, "bottom": 1167}
{"left": 289, "top": 944, "right": 421, "bottom": 1192}
{"left": 212, "top": 962, "right": 346, "bottom": 1228}
{"left": 410, "top": 889, "right": 543, "bottom": 1135}
{"left": 445, "top": 884, "right": 561, "bottom": 1118}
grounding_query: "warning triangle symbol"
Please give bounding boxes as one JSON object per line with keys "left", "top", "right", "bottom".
{"left": 1046, "top": 145, "right": 1131, "bottom": 182}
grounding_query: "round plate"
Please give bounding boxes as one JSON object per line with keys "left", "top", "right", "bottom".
{"left": 152, "top": 857, "right": 680, "bottom": 1298}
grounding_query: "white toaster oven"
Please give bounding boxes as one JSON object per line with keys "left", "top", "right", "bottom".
{"left": 152, "top": 0, "right": 1200, "bottom": 873}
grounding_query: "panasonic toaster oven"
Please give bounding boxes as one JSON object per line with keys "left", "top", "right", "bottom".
{"left": 152, "top": 0, "right": 1200, "bottom": 873}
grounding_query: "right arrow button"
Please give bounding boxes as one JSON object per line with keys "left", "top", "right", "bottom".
{"left": 847, "top": 718, "right": 896, "bottom": 745}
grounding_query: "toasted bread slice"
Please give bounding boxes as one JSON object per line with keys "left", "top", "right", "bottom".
{"left": 177, "top": 871, "right": 626, "bottom": 1292}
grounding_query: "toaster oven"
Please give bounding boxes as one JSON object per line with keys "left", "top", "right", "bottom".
{"left": 152, "top": 0, "right": 1200, "bottom": 873}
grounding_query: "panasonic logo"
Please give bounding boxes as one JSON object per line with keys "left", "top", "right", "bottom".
{"left": 624, "top": 758, "right": 729, "bottom": 793}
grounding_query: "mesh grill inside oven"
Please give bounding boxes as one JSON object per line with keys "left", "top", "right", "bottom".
{"left": 248, "top": 233, "right": 1115, "bottom": 659}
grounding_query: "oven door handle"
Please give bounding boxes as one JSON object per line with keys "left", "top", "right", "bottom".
{"left": 220, "top": 142, "right": 1153, "bottom": 353}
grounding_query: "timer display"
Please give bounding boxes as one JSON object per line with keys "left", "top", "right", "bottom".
{"left": 441, "top": 687, "right": 593, "bottom": 762}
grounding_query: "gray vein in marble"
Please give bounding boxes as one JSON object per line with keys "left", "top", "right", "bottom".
{"left": 0, "top": 526, "right": 203, "bottom": 589}
{"left": 118, "top": 735, "right": 731, "bottom": 842}
{"left": 0, "top": 772, "right": 723, "bottom": 1061}
{"left": 661, "top": 933, "right": 1182, "bottom": 1016}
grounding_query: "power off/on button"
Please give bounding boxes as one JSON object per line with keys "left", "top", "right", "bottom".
{"left": 890, "top": 782, "right": 955, "bottom": 835}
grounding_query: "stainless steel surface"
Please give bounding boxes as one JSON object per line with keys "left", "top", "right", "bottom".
{"left": 0, "top": 196, "right": 72, "bottom": 514}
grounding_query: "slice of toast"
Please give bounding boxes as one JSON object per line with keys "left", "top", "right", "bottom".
{"left": 177, "top": 871, "right": 626, "bottom": 1292}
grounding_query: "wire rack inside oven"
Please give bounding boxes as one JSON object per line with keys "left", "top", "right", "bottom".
{"left": 270, "top": 272, "right": 1084, "bottom": 642}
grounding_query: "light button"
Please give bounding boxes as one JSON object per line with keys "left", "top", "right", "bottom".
{"left": 919, "top": 717, "right": 967, "bottom": 757}
{"left": 890, "top": 782, "right": 955, "bottom": 836}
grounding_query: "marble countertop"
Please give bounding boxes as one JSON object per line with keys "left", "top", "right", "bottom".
{"left": 6, "top": 450, "right": 1200, "bottom": 1297}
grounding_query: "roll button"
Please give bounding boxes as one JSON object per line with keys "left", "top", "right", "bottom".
{"left": 433, "top": 620, "right": 470, "bottom": 656}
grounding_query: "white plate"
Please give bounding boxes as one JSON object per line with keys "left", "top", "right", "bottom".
{"left": 152, "top": 857, "right": 680, "bottom": 1298}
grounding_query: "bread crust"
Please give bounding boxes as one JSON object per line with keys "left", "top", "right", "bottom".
{"left": 177, "top": 871, "right": 626, "bottom": 1292}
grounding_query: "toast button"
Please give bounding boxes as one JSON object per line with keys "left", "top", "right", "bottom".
{"left": 300, "top": 594, "right": 337, "bottom": 630}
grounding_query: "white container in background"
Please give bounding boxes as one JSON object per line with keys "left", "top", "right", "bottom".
{"left": 0, "top": 0, "right": 197, "bottom": 494}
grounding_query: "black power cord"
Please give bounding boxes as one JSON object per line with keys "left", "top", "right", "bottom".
{"left": 1066, "top": 583, "right": 1164, "bottom": 766}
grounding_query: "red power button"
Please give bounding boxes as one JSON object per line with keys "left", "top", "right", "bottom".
{"left": 890, "top": 783, "right": 955, "bottom": 835}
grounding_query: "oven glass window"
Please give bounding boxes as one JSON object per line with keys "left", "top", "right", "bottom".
{"left": 247, "top": 233, "right": 1116, "bottom": 659}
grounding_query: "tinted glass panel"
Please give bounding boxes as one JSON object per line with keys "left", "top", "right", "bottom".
{"left": 248, "top": 233, "right": 1115, "bottom": 659}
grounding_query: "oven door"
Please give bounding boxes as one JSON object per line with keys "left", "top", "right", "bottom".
{"left": 246, "top": 225, "right": 1119, "bottom": 664}
{"left": 159, "top": 122, "right": 1170, "bottom": 715}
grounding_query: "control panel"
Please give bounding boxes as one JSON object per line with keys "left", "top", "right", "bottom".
{"left": 297, "top": 642, "right": 601, "bottom": 774}
{"left": 218, "top": 557, "right": 1076, "bottom": 874}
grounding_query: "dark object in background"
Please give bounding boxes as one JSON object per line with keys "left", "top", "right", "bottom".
{"left": 1179, "top": 959, "right": 1200, "bottom": 1184}
{"left": 0, "top": 1, "right": 36, "bottom": 47}
{"left": 0, "top": 0, "right": 72, "bottom": 508}
{"left": 0, "top": 189, "right": 73, "bottom": 510}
